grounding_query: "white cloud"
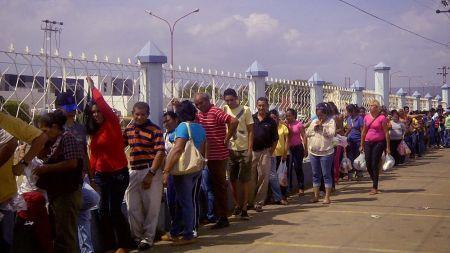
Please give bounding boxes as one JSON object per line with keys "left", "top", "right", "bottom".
{"left": 235, "top": 13, "right": 279, "bottom": 37}
{"left": 188, "top": 13, "right": 278, "bottom": 38}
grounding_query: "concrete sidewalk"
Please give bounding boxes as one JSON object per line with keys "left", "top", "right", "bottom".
{"left": 148, "top": 149, "right": 450, "bottom": 253}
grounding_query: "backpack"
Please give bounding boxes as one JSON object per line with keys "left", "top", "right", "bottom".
{"left": 169, "top": 122, "right": 205, "bottom": 175}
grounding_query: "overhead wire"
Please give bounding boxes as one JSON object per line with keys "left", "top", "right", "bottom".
{"left": 336, "top": 0, "right": 450, "bottom": 49}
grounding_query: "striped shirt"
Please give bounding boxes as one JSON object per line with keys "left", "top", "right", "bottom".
{"left": 197, "top": 106, "right": 231, "bottom": 160}
{"left": 123, "top": 120, "right": 165, "bottom": 169}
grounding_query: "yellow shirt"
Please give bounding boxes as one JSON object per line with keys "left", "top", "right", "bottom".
{"left": 0, "top": 112, "right": 42, "bottom": 203}
{"left": 223, "top": 105, "right": 254, "bottom": 151}
{"left": 274, "top": 124, "right": 289, "bottom": 157}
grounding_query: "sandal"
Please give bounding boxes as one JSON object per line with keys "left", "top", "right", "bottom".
{"left": 310, "top": 197, "right": 319, "bottom": 203}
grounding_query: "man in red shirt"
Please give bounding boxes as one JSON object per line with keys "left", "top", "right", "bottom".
{"left": 194, "top": 93, "right": 239, "bottom": 229}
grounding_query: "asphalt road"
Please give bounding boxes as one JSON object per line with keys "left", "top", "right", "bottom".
{"left": 147, "top": 149, "right": 450, "bottom": 253}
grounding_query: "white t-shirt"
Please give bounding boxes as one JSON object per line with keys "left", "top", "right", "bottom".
{"left": 18, "top": 158, "right": 43, "bottom": 195}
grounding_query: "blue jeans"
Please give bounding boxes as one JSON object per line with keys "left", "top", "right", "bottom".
{"left": 268, "top": 157, "right": 282, "bottom": 202}
{"left": 414, "top": 131, "right": 425, "bottom": 156}
{"left": 166, "top": 175, "right": 177, "bottom": 222}
{"left": 346, "top": 139, "right": 360, "bottom": 167}
{"left": 93, "top": 168, "right": 131, "bottom": 250}
{"left": 200, "top": 168, "right": 216, "bottom": 222}
{"left": 78, "top": 181, "right": 100, "bottom": 253}
{"left": 0, "top": 209, "right": 14, "bottom": 253}
{"left": 170, "top": 171, "right": 202, "bottom": 240}
{"left": 310, "top": 154, "right": 333, "bottom": 188}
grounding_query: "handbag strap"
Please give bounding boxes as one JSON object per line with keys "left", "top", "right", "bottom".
{"left": 367, "top": 114, "right": 382, "bottom": 129}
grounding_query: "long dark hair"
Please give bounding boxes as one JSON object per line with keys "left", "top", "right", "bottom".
{"left": 83, "top": 100, "right": 100, "bottom": 135}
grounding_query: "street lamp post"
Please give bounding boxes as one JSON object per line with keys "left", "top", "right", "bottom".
{"left": 398, "top": 75, "right": 422, "bottom": 94}
{"left": 145, "top": 8, "right": 199, "bottom": 97}
{"left": 352, "top": 62, "right": 373, "bottom": 88}
{"left": 389, "top": 70, "right": 402, "bottom": 94}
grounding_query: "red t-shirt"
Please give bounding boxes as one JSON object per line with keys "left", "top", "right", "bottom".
{"left": 196, "top": 106, "right": 231, "bottom": 160}
{"left": 89, "top": 88, "right": 128, "bottom": 173}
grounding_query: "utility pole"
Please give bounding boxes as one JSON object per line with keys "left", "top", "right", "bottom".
{"left": 344, "top": 77, "right": 351, "bottom": 88}
{"left": 437, "top": 66, "right": 448, "bottom": 84}
{"left": 41, "top": 19, "right": 63, "bottom": 110}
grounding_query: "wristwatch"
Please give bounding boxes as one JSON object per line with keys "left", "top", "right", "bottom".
{"left": 148, "top": 168, "right": 157, "bottom": 176}
{"left": 19, "top": 159, "right": 29, "bottom": 166}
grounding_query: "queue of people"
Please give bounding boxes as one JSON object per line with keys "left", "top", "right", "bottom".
{"left": 1, "top": 80, "right": 450, "bottom": 253}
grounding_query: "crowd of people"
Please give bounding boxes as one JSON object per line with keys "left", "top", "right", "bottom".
{"left": 1, "top": 78, "right": 450, "bottom": 253}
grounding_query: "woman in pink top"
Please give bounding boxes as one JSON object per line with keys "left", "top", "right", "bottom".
{"left": 361, "top": 100, "right": 391, "bottom": 195}
{"left": 285, "top": 108, "right": 308, "bottom": 196}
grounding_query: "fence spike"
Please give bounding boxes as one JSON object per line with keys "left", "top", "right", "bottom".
{"left": 40, "top": 48, "right": 45, "bottom": 55}
{"left": 104, "top": 55, "right": 109, "bottom": 62}
{"left": 54, "top": 49, "right": 59, "bottom": 56}
{"left": 9, "top": 43, "right": 14, "bottom": 52}
{"left": 208, "top": 69, "right": 211, "bottom": 74}
{"left": 128, "top": 58, "right": 131, "bottom": 64}
{"left": 201, "top": 68, "right": 204, "bottom": 73}
{"left": 227, "top": 71, "right": 230, "bottom": 76}
{"left": 178, "top": 65, "right": 181, "bottom": 70}
{"left": 186, "top": 66, "right": 190, "bottom": 72}
{"left": 81, "top": 52, "right": 86, "bottom": 60}
{"left": 193, "top": 67, "right": 197, "bottom": 72}
{"left": 117, "top": 57, "right": 121, "bottom": 64}
{"left": 68, "top": 50, "right": 73, "bottom": 58}
{"left": 137, "top": 59, "right": 141, "bottom": 65}
{"left": 94, "top": 54, "right": 98, "bottom": 61}
{"left": 24, "top": 46, "right": 30, "bottom": 54}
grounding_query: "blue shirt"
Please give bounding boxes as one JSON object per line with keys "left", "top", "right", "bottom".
{"left": 347, "top": 115, "right": 364, "bottom": 141}
{"left": 170, "top": 122, "right": 206, "bottom": 150}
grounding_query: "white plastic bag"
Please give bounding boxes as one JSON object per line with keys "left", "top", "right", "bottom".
{"left": 382, "top": 154, "right": 395, "bottom": 171}
{"left": 333, "top": 134, "right": 348, "bottom": 148}
{"left": 341, "top": 157, "right": 352, "bottom": 173}
{"left": 277, "top": 161, "right": 288, "bottom": 187}
{"left": 353, "top": 153, "right": 366, "bottom": 171}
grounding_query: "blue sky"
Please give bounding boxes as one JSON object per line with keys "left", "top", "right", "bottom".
{"left": 1, "top": 0, "right": 449, "bottom": 93}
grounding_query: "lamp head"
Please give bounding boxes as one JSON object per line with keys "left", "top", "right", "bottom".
{"left": 193, "top": 8, "right": 200, "bottom": 13}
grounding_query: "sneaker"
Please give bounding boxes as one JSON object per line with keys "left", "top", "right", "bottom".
{"left": 255, "top": 205, "right": 263, "bottom": 212}
{"left": 211, "top": 218, "right": 230, "bottom": 229}
{"left": 137, "top": 241, "right": 152, "bottom": 251}
{"left": 240, "top": 210, "right": 250, "bottom": 220}
{"left": 232, "top": 206, "right": 242, "bottom": 217}
{"left": 161, "top": 233, "right": 174, "bottom": 242}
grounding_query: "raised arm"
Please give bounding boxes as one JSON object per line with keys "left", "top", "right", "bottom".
{"left": 87, "top": 76, "right": 119, "bottom": 124}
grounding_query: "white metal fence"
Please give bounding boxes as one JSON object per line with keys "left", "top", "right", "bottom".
{"left": 1, "top": 47, "right": 447, "bottom": 126}
{"left": 0, "top": 48, "right": 143, "bottom": 123}
{"left": 162, "top": 66, "right": 250, "bottom": 110}
{"left": 265, "top": 78, "right": 311, "bottom": 121}
{"left": 323, "top": 84, "right": 353, "bottom": 113}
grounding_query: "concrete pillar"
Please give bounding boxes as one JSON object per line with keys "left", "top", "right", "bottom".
{"left": 136, "top": 41, "right": 167, "bottom": 127}
{"left": 350, "top": 80, "right": 364, "bottom": 105}
{"left": 396, "top": 88, "right": 407, "bottom": 109}
{"left": 441, "top": 83, "right": 449, "bottom": 107}
{"left": 435, "top": 95, "right": 442, "bottom": 107}
{"left": 246, "top": 61, "right": 268, "bottom": 113}
{"left": 424, "top": 93, "right": 433, "bottom": 110}
{"left": 412, "top": 91, "right": 421, "bottom": 111}
{"left": 308, "top": 73, "right": 325, "bottom": 117}
{"left": 374, "top": 62, "right": 390, "bottom": 107}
